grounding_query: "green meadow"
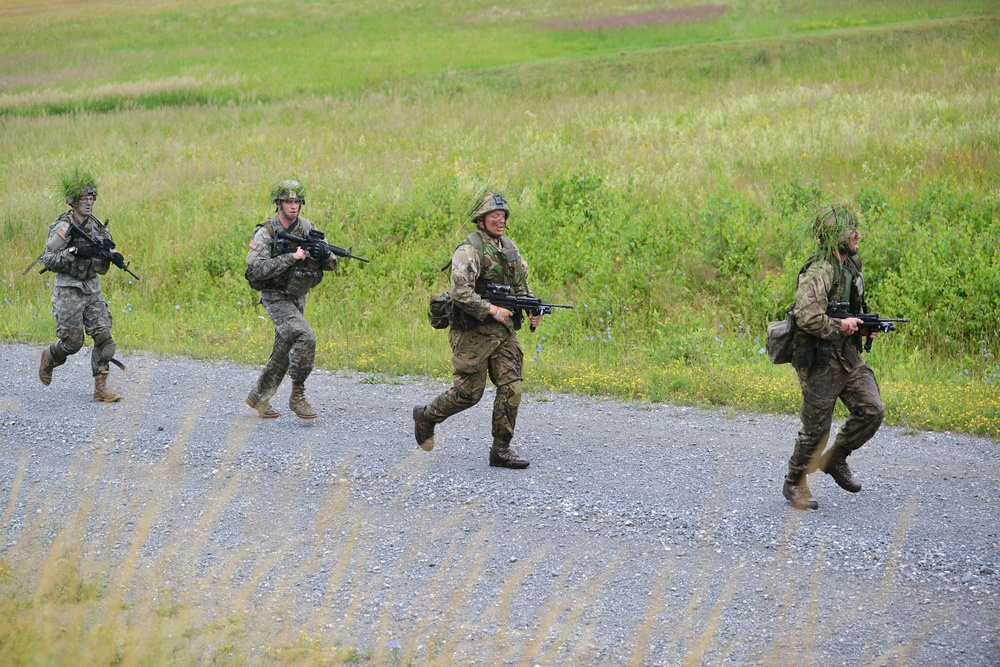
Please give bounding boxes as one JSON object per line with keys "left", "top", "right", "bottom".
{"left": 1, "top": 0, "right": 998, "bottom": 438}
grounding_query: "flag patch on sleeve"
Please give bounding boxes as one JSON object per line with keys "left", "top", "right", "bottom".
{"left": 249, "top": 239, "right": 258, "bottom": 250}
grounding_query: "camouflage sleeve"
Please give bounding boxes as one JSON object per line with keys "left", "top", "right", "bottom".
{"left": 245, "top": 226, "right": 295, "bottom": 282}
{"left": 322, "top": 254, "right": 338, "bottom": 272}
{"left": 515, "top": 254, "right": 534, "bottom": 298}
{"left": 450, "top": 243, "right": 491, "bottom": 321}
{"left": 793, "top": 261, "right": 843, "bottom": 340}
{"left": 40, "top": 218, "right": 77, "bottom": 274}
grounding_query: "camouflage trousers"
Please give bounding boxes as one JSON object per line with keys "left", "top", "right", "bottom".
{"left": 789, "top": 360, "right": 884, "bottom": 477}
{"left": 48, "top": 285, "right": 114, "bottom": 376}
{"left": 251, "top": 290, "right": 316, "bottom": 400}
{"left": 425, "top": 320, "right": 524, "bottom": 443}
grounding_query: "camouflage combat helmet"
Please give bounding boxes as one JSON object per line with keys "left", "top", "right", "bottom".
{"left": 270, "top": 179, "right": 306, "bottom": 206}
{"left": 58, "top": 166, "right": 99, "bottom": 206}
{"left": 814, "top": 202, "right": 861, "bottom": 259}
{"left": 468, "top": 190, "right": 511, "bottom": 224}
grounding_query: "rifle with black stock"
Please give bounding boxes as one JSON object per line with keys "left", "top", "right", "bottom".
{"left": 23, "top": 220, "right": 140, "bottom": 281}
{"left": 275, "top": 228, "right": 370, "bottom": 264}
{"left": 483, "top": 283, "right": 573, "bottom": 332}
{"left": 827, "top": 301, "right": 909, "bottom": 352}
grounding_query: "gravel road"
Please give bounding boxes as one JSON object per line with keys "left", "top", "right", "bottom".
{"left": 1, "top": 342, "right": 997, "bottom": 665}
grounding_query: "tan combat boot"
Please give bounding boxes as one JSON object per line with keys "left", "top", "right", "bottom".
{"left": 93, "top": 372, "right": 122, "bottom": 403}
{"left": 246, "top": 392, "right": 279, "bottom": 418}
{"left": 39, "top": 348, "right": 56, "bottom": 386}
{"left": 413, "top": 405, "right": 436, "bottom": 451}
{"left": 823, "top": 448, "right": 862, "bottom": 493}
{"left": 289, "top": 383, "right": 317, "bottom": 420}
{"left": 489, "top": 437, "right": 530, "bottom": 469}
{"left": 782, "top": 472, "right": 818, "bottom": 510}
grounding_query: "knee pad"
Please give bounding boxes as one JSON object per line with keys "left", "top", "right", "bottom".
{"left": 501, "top": 380, "right": 523, "bottom": 408}
{"left": 62, "top": 333, "right": 85, "bottom": 356}
{"left": 92, "top": 336, "right": 117, "bottom": 363}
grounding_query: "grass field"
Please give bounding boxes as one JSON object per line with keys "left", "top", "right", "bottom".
{"left": 1, "top": 0, "right": 998, "bottom": 437}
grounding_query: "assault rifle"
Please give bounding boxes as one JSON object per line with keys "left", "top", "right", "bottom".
{"left": 483, "top": 283, "right": 573, "bottom": 332}
{"left": 827, "top": 301, "right": 909, "bottom": 352}
{"left": 23, "top": 220, "right": 140, "bottom": 281}
{"left": 275, "top": 229, "right": 370, "bottom": 264}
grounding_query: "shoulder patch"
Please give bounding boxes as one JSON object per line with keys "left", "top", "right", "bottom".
{"left": 249, "top": 239, "right": 259, "bottom": 250}
{"left": 57, "top": 227, "right": 69, "bottom": 240}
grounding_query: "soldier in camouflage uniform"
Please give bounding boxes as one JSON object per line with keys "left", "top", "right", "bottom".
{"left": 38, "top": 168, "right": 125, "bottom": 402}
{"left": 412, "top": 191, "right": 543, "bottom": 469}
{"left": 244, "top": 179, "right": 337, "bottom": 420}
{"left": 783, "top": 203, "right": 885, "bottom": 510}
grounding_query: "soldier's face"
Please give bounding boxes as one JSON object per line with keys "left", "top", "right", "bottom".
{"left": 845, "top": 229, "right": 861, "bottom": 256}
{"left": 74, "top": 195, "right": 95, "bottom": 217}
{"left": 482, "top": 210, "right": 507, "bottom": 237}
{"left": 280, "top": 200, "right": 300, "bottom": 220}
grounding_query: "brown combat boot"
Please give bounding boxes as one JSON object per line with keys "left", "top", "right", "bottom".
{"left": 782, "top": 472, "right": 818, "bottom": 510}
{"left": 413, "top": 405, "right": 436, "bottom": 451}
{"left": 39, "top": 348, "right": 56, "bottom": 386}
{"left": 489, "top": 437, "right": 530, "bottom": 469}
{"left": 93, "top": 372, "right": 121, "bottom": 403}
{"left": 823, "top": 448, "right": 862, "bottom": 493}
{"left": 289, "top": 383, "right": 317, "bottom": 420}
{"left": 246, "top": 392, "right": 279, "bottom": 418}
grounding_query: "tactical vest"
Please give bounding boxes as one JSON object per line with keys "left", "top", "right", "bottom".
{"left": 448, "top": 231, "right": 524, "bottom": 330}
{"left": 246, "top": 217, "right": 324, "bottom": 296}
{"left": 791, "top": 253, "right": 866, "bottom": 368}
{"left": 59, "top": 214, "right": 110, "bottom": 282}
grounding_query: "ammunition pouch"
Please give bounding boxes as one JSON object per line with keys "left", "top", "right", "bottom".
{"left": 428, "top": 293, "right": 452, "bottom": 329}
{"left": 791, "top": 332, "right": 832, "bottom": 370}
{"left": 449, "top": 303, "right": 480, "bottom": 331}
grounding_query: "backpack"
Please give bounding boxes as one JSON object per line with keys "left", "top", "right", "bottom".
{"left": 427, "top": 232, "right": 486, "bottom": 330}
{"left": 766, "top": 307, "right": 797, "bottom": 364}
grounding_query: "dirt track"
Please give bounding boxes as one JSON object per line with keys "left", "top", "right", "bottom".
{"left": 1, "top": 342, "right": 997, "bottom": 665}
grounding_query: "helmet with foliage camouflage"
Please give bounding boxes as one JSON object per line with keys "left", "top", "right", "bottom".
{"left": 58, "top": 166, "right": 99, "bottom": 206}
{"left": 468, "top": 189, "right": 510, "bottom": 224}
{"left": 814, "top": 201, "right": 862, "bottom": 258}
{"left": 270, "top": 179, "right": 306, "bottom": 206}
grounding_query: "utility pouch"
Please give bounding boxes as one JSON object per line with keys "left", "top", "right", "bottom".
{"left": 428, "top": 292, "right": 452, "bottom": 329}
{"left": 766, "top": 308, "right": 797, "bottom": 364}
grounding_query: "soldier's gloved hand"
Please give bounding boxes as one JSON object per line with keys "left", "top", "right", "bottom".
{"left": 109, "top": 251, "right": 124, "bottom": 265}
{"left": 73, "top": 245, "right": 99, "bottom": 259}
{"left": 304, "top": 242, "right": 330, "bottom": 260}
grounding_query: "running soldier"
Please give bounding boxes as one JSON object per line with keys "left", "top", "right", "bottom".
{"left": 37, "top": 167, "right": 126, "bottom": 402}
{"left": 413, "top": 190, "right": 543, "bottom": 469}
{"left": 245, "top": 179, "right": 337, "bottom": 419}
{"left": 783, "top": 203, "right": 885, "bottom": 510}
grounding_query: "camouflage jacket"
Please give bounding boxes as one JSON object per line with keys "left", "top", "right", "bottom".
{"left": 793, "top": 253, "right": 865, "bottom": 371}
{"left": 450, "top": 229, "right": 533, "bottom": 327}
{"left": 245, "top": 216, "right": 337, "bottom": 296}
{"left": 41, "top": 211, "right": 112, "bottom": 294}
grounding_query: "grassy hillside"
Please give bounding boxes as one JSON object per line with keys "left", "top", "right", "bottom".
{"left": 0, "top": 0, "right": 998, "bottom": 435}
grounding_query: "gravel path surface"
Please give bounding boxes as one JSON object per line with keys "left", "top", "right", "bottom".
{"left": 1, "top": 342, "right": 997, "bottom": 665}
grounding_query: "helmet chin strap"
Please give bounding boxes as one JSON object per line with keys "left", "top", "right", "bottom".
{"left": 477, "top": 220, "right": 502, "bottom": 240}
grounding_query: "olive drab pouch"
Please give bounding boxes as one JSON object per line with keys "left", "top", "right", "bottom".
{"left": 766, "top": 307, "right": 797, "bottom": 364}
{"left": 428, "top": 292, "right": 452, "bottom": 329}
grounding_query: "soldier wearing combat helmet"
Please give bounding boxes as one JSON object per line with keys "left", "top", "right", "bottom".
{"left": 245, "top": 179, "right": 337, "bottom": 419}
{"left": 782, "top": 202, "right": 885, "bottom": 510}
{"left": 37, "top": 167, "right": 126, "bottom": 402}
{"left": 412, "top": 189, "right": 543, "bottom": 469}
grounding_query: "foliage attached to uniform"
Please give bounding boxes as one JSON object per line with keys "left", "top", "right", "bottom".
{"left": 56, "top": 165, "right": 98, "bottom": 206}
{"left": 467, "top": 185, "right": 509, "bottom": 224}
{"left": 812, "top": 200, "right": 862, "bottom": 261}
